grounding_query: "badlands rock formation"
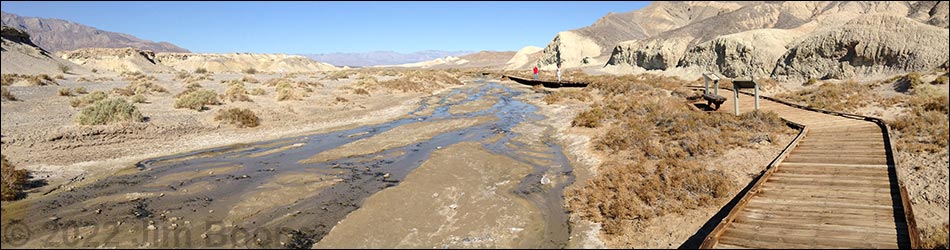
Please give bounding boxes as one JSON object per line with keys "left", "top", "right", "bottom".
{"left": 59, "top": 47, "right": 174, "bottom": 74}
{"left": 1, "top": 26, "right": 87, "bottom": 75}
{"left": 771, "top": 14, "right": 950, "bottom": 80}
{"left": 541, "top": 1, "right": 949, "bottom": 80}
{"left": 154, "top": 53, "right": 340, "bottom": 73}
{"left": 1, "top": 11, "right": 189, "bottom": 53}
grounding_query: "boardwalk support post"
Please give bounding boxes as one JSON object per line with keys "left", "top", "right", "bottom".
{"left": 732, "top": 79, "right": 758, "bottom": 115}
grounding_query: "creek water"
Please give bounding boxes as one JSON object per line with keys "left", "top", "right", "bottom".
{"left": 1, "top": 79, "right": 575, "bottom": 249}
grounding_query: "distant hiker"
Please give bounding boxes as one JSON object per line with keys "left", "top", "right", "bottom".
{"left": 556, "top": 64, "right": 562, "bottom": 82}
{"left": 533, "top": 66, "right": 539, "bottom": 80}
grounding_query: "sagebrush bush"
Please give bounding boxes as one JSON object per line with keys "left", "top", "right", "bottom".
{"left": 174, "top": 88, "right": 220, "bottom": 111}
{"left": 225, "top": 82, "right": 252, "bottom": 102}
{"left": 70, "top": 91, "right": 108, "bottom": 108}
{"left": 214, "top": 108, "right": 260, "bottom": 128}
{"left": 1, "top": 155, "right": 29, "bottom": 201}
{"left": 1, "top": 87, "right": 15, "bottom": 101}
{"left": 76, "top": 98, "right": 144, "bottom": 125}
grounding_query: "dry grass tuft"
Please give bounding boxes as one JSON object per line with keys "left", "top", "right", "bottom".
{"left": 890, "top": 85, "right": 949, "bottom": 153}
{"left": 352, "top": 88, "right": 370, "bottom": 96}
{"left": 920, "top": 223, "right": 949, "bottom": 249}
{"left": 375, "top": 70, "right": 463, "bottom": 93}
{"left": 174, "top": 88, "right": 220, "bottom": 111}
{"left": 2, "top": 74, "right": 58, "bottom": 86}
{"left": 214, "top": 108, "right": 260, "bottom": 128}
{"left": 323, "top": 70, "right": 356, "bottom": 81}
{"left": 276, "top": 82, "right": 300, "bottom": 101}
{"left": 74, "top": 87, "right": 88, "bottom": 94}
{"left": 1, "top": 155, "right": 29, "bottom": 201}
{"left": 113, "top": 78, "right": 167, "bottom": 97}
{"left": 249, "top": 88, "right": 266, "bottom": 96}
{"left": 76, "top": 98, "right": 145, "bottom": 125}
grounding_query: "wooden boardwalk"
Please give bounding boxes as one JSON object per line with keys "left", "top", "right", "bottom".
{"left": 700, "top": 89, "right": 920, "bottom": 249}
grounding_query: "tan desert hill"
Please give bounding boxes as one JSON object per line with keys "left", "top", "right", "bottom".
{"left": 378, "top": 51, "right": 516, "bottom": 70}
{"left": 154, "top": 53, "right": 340, "bottom": 73}
{"left": 1, "top": 11, "right": 189, "bottom": 53}
{"left": 59, "top": 47, "right": 174, "bottom": 74}
{"left": 504, "top": 46, "right": 543, "bottom": 70}
{"left": 1, "top": 26, "right": 89, "bottom": 75}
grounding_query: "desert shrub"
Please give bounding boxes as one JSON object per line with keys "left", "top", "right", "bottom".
{"left": 54, "top": 74, "right": 66, "bottom": 80}
{"left": 1, "top": 155, "right": 29, "bottom": 201}
{"left": 74, "top": 87, "right": 88, "bottom": 94}
{"left": 572, "top": 106, "right": 607, "bottom": 128}
{"left": 931, "top": 75, "right": 949, "bottom": 85}
{"left": 70, "top": 91, "right": 108, "bottom": 108}
{"left": 130, "top": 94, "right": 147, "bottom": 104}
{"left": 241, "top": 75, "right": 260, "bottom": 83}
{"left": 243, "top": 68, "right": 258, "bottom": 74}
{"left": 174, "top": 88, "right": 220, "bottom": 111}
{"left": 224, "top": 82, "right": 252, "bottom": 102}
{"left": 543, "top": 89, "right": 592, "bottom": 104}
{"left": 214, "top": 108, "right": 260, "bottom": 128}
{"left": 194, "top": 68, "right": 208, "bottom": 74}
{"left": 91, "top": 69, "right": 98, "bottom": 73}
{"left": 75, "top": 98, "right": 145, "bottom": 125}
{"left": 297, "top": 81, "right": 324, "bottom": 88}
{"left": 174, "top": 71, "right": 191, "bottom": 81}
{"left": 249, "top": 88, "right": 266, "bottom": 96}
{"left": 352, "top": 88, "right": 370, "bottom": 96}
{"left": 803, "top": 78, "right": 819, "bottom": 86}
{"left": 57, "top": 63, "right": 71, "bottom": 73}
{"left": 890, "top": 87, "right": 949, "bottom": 153}
{"left": 57, "top": 87, "right": 73, "bottom": 96}
{"left": 276, "top": 82, "right": 299, "bottom": 101}
{"left": 375, "top": 70, "right": 462, "bottom": 93}
{"left": 264, "top": 77, "right": 293, "bottom": 87}
{"left": 1, "top": 87, "right": 16, "bottom": 101}
{"left": 113, "top": 79, "right": 167, "bottom": 96}
{"left": 568, "top": 159, "right": 732, "bottom": 234}
{"left": 29, "top": 74, "right": 56, "bottom": 86}
{"left": 920, "top": 223, "right": 949, "bottom": 249}
{"left": 323, "top": 70, "right": 355, "bottom": 81}
{"left": 776, "top": 79, "right": 872, "bottom": 112}
{"left": 335, "top": 96, "right": 349, "bottom": 103}
{"left": 2, "top": 74, "right": 18, "bottom": 86}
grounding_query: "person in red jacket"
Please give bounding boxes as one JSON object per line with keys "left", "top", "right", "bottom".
{"left": 533, "top": 66, "right": 539, "bottom": 80}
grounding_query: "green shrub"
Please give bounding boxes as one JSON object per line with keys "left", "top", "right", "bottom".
{"left": 75, "top": 98, "right": 145, "bottom": 125}
{"left": 174, "top": 88, "right": 220, "bottom": 111}
{"left": 70, "top": 91, "right": 108, "bottom": 108}
{"left": 214, "top": 108, "right": 260, "bottom": 128}
{"left": 1, "top": 155, "right": 29, "bottom": 201}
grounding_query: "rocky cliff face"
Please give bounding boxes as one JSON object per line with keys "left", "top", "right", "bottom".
{"left": 771, "top": 14, "right": 950, "bottom": 80}
{"left": 155, "top": 53, "right": 339, "bottom": 73}
{"left": 588, "top": 1, "right": 949, "bottom": 80}
{"left": 1, "top": 11, "right": 189, "bottom": 53}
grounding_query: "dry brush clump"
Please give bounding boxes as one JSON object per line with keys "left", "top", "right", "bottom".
{"left": 1, "top": 87, "right": 16, "bottom": 101}
{"left": 1, "top": 155, "right": 29, "bottom": 201}
{"left": 57, "top": 87, "right": 73, "bottom": 96}
{"left": 323, "top": 70, "right": 356, "bottom": 81}
{"left": 113, "top": 78, "right": 167, "bottom": 97}
{"left": 276, "top": 81, "right": 300, "bottom": 101}
{"left": 75, "top": 98, "right": 145, "bottom": 125}
{"left": 564, "top": 73, "right": 792, "bottom": 236}
{"left": 542, "top": 89, "right": 592, "bottom": 104}
{"left": 223, "top": 81, "right": 252, "bottom": 102}
{"left": 214, "top": 108, "right": 260, "bottom": 128}
{"left": 775, "top": 79, "right": 874, "bottom": 112}
{"left": 1, "top": 74, "right": 57, "bottom": 86}
{"left": 174, "top": 88, "right": 220, "bottom": 111}
{"left": 70, "top": 91, "right": 109, "bottom": 108}
{"left": 890, "top": 85, "right": 949, "bottom": 154}
{"left": 376, "top": 70, "right": 463, "bottom": 93}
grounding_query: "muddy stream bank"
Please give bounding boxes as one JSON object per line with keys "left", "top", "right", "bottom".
{"left": 1, "top": 79, "right": 576, "bottom": 248}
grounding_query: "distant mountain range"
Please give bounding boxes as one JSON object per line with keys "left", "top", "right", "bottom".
{"left": 302, "top": 50, "right": 475, "bottom": 67}
{"left": 1, "top": 11, "right": 189, "bottom": 53}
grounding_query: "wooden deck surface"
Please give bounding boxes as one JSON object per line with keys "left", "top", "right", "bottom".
{"left": 700, "top": 88, "right": 918, "bottom": 249}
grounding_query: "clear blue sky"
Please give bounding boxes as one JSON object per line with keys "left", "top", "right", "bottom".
{"left": 2, "top": 1, "right": 651, "bottom": 54}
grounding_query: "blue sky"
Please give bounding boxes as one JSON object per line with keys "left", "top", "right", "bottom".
{"left": 2, "top": 1, "right": 651, "bottom": 54}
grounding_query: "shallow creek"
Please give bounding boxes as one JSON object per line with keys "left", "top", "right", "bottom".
{"left": 0, "top": 79, "right": 575, "bottom": 248}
